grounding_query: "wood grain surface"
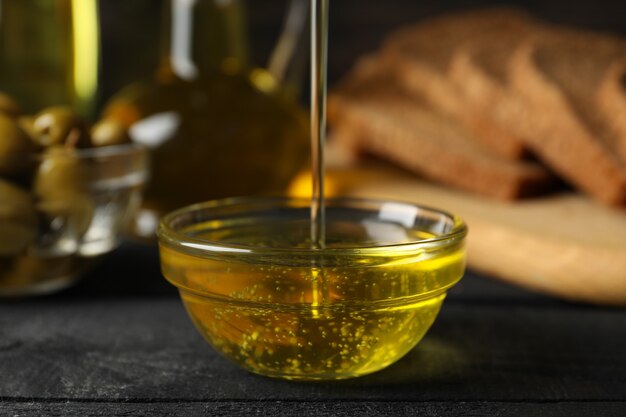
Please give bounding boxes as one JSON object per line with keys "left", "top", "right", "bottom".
{"left": 2, "top": 401, "right": 625, "bottom": 417}
{"left": 311, "top": 162, "right": 626, "bottom": 307}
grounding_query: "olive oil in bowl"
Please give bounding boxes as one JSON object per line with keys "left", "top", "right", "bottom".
{"left": 158, "top": 0, "right": 467, "bottom": 381}
{"left": 159, "top": 197, "right": 466, "bottom": 380}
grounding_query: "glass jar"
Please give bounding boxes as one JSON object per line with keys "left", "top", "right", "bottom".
{"left": 103, "top": 0, "right": 311, "bottom": 238}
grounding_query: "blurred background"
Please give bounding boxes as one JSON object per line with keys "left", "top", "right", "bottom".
{"left": 100, "top": 0, "right": 626, "bottom": 103}
{"left": 1, "top": 0, "right": 626, "bottom": 301}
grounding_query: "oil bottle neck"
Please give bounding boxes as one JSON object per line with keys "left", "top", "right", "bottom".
{"left": 159, "top": 0, "right": 249, "bottom": 81}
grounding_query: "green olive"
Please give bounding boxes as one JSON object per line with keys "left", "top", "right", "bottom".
{"left": 38, "top": 194, "right": 94, "bottom": 241}
{"left": 0, "top": 113, "right": 37, "bottom": 177}
{"left": 90, "top": 118, "right": 131, "bottom": 147}
{"left": 0, "top": 222, "right": 37, "bottom": 257}
{"left": 0, "top": 113, "right": 35, "bottom": 156}
{"left": 0, "top": 92, "right": 22, "bottom": 118}
{"left": 17, "top": 115, "right": 39, "bottom": 144}
{"left": 31, "top": 106, "right": 90, "bottom": 148}
{"left": 33, "top": 146, "right": 94, "bottom": 238}
{"left": 0, "top": 178, "right": 36, "bottom": 222}
{"left": 0, "top": 178, "right": 37, "bottom": 256}
{"left": 33, "top": 146, "right": 88, "bottom": 200}
{"left": 1, "top": 254, "right": 73, "bottom": 288}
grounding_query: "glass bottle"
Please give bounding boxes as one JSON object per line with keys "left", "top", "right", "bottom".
{"left": 0, "top": 0, "right": 100, "bottom": 118}
{"left": 103, "top": 0, "right": 310, "bottom": 236}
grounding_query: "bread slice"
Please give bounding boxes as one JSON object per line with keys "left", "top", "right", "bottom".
{"left": 328, "top": 58, "right": 554, "bottom": 200}
{"left": 596, "top": 60, "right": 626, "bottom": 164}
{"left": 384, "top": 8, "right": 532, "bottom": 160}
{"left": 448, "top": 16, "right": 538, "bottom": 160}
{"left": 507, "top": 28, "right": 626, "bottom": 206}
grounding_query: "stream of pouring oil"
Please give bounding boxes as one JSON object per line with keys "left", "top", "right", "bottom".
{"left": 309, "top": 0, "right": 329, "bottom": 313}
{"left": 310, "top": 0, "right": 328, "bottom": 249}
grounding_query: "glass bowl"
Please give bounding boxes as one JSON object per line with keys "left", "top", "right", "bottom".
{"left": 0, "top": 144, "right": 148, "bottom": 297}
{"left": 158, "top": 197, "right": 467, "bottom": 381}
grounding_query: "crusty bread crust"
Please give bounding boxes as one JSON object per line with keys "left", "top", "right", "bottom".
{"left": 597, "top": 60, "right": 626, "bottom": 164}
{"left": 384, "top": 8, "right": 533, "bottom": 160}
{"left": 448, "top": 17, "right": 537, "bottom": 160}
{"left": 383, "top": 8, "right": 533, "bottom": 75}
{"left": 509, "top": 36, "right": 626, "bottom": 206}
{"left": 330, "top": 12, "right": 626, "bottom": 207}
{"left": 328, "top": 58, "right": 554, "bottom": 200}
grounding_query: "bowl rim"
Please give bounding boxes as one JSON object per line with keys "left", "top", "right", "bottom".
{"left": 157, "top": 196, "right": 467, "bottom": 257}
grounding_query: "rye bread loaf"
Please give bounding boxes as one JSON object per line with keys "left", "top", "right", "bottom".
{"left": 596, "top": 60, "right": 626, "bottom": 164}
{"left": 327, "top": 58, "right": 554, "bottom": 200}
{"left": 384, "top": 8, "right": 532, "bottom": 160}
{"left": 507, "top": 28, "right": 626, "bottom": 206}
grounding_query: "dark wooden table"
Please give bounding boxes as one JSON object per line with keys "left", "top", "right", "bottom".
{"left": 1, "top": 242, "right": 625, "bottom": 416}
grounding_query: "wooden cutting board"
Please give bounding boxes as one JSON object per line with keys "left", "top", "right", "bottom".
{"left": 291, "top": 162, "right": 626, "bottom": 306}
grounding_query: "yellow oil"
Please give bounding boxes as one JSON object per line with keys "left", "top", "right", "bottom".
{"left": 160, "top": 219, "right": 465, "bottom": 380}
{"left": 0, "top": 0, "right": 99, "bottom": 118}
